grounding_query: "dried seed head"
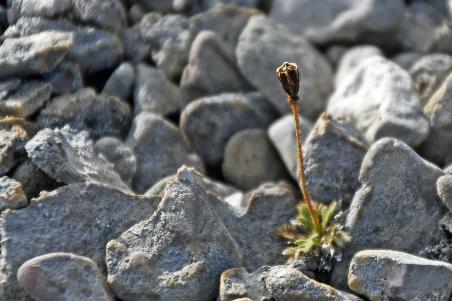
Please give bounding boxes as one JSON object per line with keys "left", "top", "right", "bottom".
{"left": 276, "top": 62, "right": 300, "bottom": 102}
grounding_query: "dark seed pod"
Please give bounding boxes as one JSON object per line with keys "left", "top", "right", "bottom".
{"left": 276, "top": 62, "right": 300, "bottom": 102}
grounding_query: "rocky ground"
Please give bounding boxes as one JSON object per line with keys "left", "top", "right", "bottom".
{"left": 1, "top": 0, "right": 452, "bottom": 300}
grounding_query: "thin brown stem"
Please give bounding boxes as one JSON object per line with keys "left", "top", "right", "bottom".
{"left": 289, "top": 98, "right": 322, "bottom": 234}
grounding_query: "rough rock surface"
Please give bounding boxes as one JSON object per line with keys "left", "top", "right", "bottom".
{"left": 332, "top": 138, "right": 445, "bottom": 288}
{"left": 219, "top": 266, "right": 362, "bottom": 301}
{"left": 106, "top": 166, "right": 241, "bottom": 301}
{"left": 37, "top": 88, "right": 131, "bottom": 140}
{"left": 25, "top": 127, "right": 130, "bottom": 192}
{"left": 236, "top": 15, "right": 333, "bottom": 117}
{"left": 0, "top": 183, "right": 158, "bottom": 301}
{"left": 11, "top": 159, "right": 58, "bottom": 198}
{"left": 72, "top": 0, "right": 127, "bottom": 33}
{"left": 437, "top": 175, "right": 452, "bottom": 213}
{"left": 327, "top": 56, "right": 429, "bottom": 147}
{"left": 7, "top": 0, "right": 72, "bottom": 22}
{"left": 222, "top": 129, "right": 288, "bottom": 190}
{"left": 127, "top": 112, "right": 204, "bottom": 193}
{"left": 44, "top": 62, "right": 83, "bottom": 95}
{"left": 348, "top": 250, "right": 452, "bottom": 301}
{"left": 0, "top": 176, "right": 28, "bottom": 212}
{"left": 180, "top": 93, "right": 275, "bottom": 167}
{"left": 17, "top": 253, "right": 114, "bottom": 301}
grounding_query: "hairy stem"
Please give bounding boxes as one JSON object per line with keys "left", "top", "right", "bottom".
{"left": 289, "top": 98, "right": 322, "bottom": 234}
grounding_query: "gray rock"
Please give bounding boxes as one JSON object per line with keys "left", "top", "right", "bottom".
{"left": 25, "top": 127, "right": 130, "bottom": 192}
{"left": 106, "top": 166, "right": 241, "bottom": 301}
{"left": 103, "top": 62, "right": 135, "bottom": 101}
{"left": 327, "top": 56, "right": 430, "bottom": 147}
{"left": 128, "top": 4, "right": 146, "bottom": 24}
{"left": 236, "top": 15, "right": 333, "bottom": 117}
{"left": 222, "top": 129, "right": 288, "bottom": 190}
{"left": 37, "top": 88, "right": 131, "bottom": 140}
{"left": 421, "top": 72, "right": 452, "bottom": 164}
{"left": 72, "top": 0, "right": 127, "bottom": 33}
{"left": 348, "top": 250, "right": 452, "bottom": 301}
{"left": 44, "top": 62, "right": 83, "bottom": 95}
{"left": 0, "top": 176, "right": 28, "bottom": 212}
{"left": 335, "top": 45, "right": 383, "bottom": 86}
{"left": 141, "top": 13, "right": 194, "bottom": 80}
{"left": 0, "top": 182, "right": 158, "bottom": 301}
{"left": 0, "top": 80, "right": 51, "bottom": 117}
{"left": 134, "top": 64, "right": 181, "bottom": 116}
{"left": 393, "top": 52, "right": 424, "bottom": 70}
{"left": 121, "top": 24, "right": 151, "bottom": 63}
{"left": 270, "top": 0, "right": 405, "bottom": 45}
{"left": 437, "top": 175, "right": 452, "bottom": 213}
{"left": 331, "top": 138, "right": 445, "bottom": 288}
{"left": 180, "top": 92, "right": 274, "bottom": 167}
{"left": 304, "top": 113, "right": 368, "bottom": 206}
{"left": 325, "top": 45, "right": 348, "bottom": 67}
{"left": 136, "top": 0, "right": 174, "bottom": 12}
{"left": 220, "top": 266, "right": 362, "bottom": 301}
{"left": 410, "top": 54, "right": 452, "bottom": 106}
{"left": 268, "top": 114, "right": 313, "bottom": 180}
{"left": 181, "top": 31, "right": 251, "bottom": 107}
{"left": 17, "top": 253, "right": 114, "bottom": 301}
{"left": 11, "top": 159, "right": 58, "bottom": 199}
{"left": 7, "top": 0, "right": 72, "bottom": 23}
{"left": 127, "top": 112, "right": 204, "bottom": 193}
{"left": 94, "top": 137, "right": 137, "bottom": 186}
{"left": 0, "top": 31, "right": 74, "bottom": 79}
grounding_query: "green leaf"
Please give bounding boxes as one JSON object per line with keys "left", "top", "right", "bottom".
{"left": 321, "top": 201, "right": 337, "bottom": 230}
{"left": 297, "top": 204, "right": 315, "bottom": 230}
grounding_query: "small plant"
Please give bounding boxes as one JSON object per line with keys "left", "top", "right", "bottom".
{"left": 275, "top": 62, "right": 350, "bottom": 261}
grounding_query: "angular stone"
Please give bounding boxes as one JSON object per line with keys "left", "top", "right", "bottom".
{"left": 25, "top": 127, "right": 130, "bottom": 192}
{"left": 134, "top": 64, "right": 181, "bottom": 116}
{"left": 95, "top": 137, "right": 137, "bottom": 186}
{"left": 106, "top": 167, "right": 241, "bottom": 301}
{"left": 0, "top": 182, "right": 158, "bottom": 301}
{"left": 180, "top": 93, "right": 275, "bottom": 166}
{"left": 11, "top": 159, "right": 58, "bottom": 199}
{"left": 127, "top": 112, "right": 204, "bottom": 193}
{"left": 0, "top": 31, "right": 74, "bottom": 79}
{"left": 236, "top": 15, "right": 333, "bottom": 117}
{"left": 37, "top": 88, "right": 131, "bottom": 140}
{"left": 72, "top": 0, "right": 127, "bottom": 33}
{"left": 268, "top": 114, "right": 313, "bottom": 179}
{"left": 304, "top": 113, "right": 368, "bottom": 206}
{"left": 270, "top": 0, "right": 405, "bottom": 45}
{"left": 0, "top": 176, "right": 27, "bottom": 212}
{"left": 103, "top": 62, "right": 135, "bottom": 101}
{"left": 0, "top": 80, "right": 51, "bottom": 117}
{"left": 327, "top": 56, "right": 429, "bottom": 147}
{"left": 181, "top": 31, "right": 251, "bottom": 107}
{"left": 410, "top": 54, "right": 452, "bottom": 106}
{"left": 332, "top": 138, "right": 445, "bottom": 288}
{"left": 420, "top": 72, "right": 452, "bottom": 164}
{"left": 222, "top": 129, "right": 288, "bottom": 190}
{"left": 18, "top": 253, "right": 114, "bottom": 301}
{"left": 8, "top": 0, "right": 72, "bottom": 23}
{"left": 219, "top": 266, "right": 362, "bottom": 301}
{"left": 44, "top": 62, "right": 83, "bottom": 95}
{"left": 348, "top": 250, "right": 452, "bottom": 301}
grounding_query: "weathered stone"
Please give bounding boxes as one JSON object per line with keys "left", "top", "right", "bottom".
{"left": 127, "top": 112, "right": 204, "bottom": 193}
{"left": 393, "top": 52, "right": 424, "bottom": 70}
{"left": 7, "top": 0, "right": 72, "bottom": 23}
{"left": 327, "top": 56, "right": 429, "bottom": 147}
{"left": 0, "top": 182, "right": 158, "bottom": 301}
{"left": 37, "top": 88, "right": 131, "bottom": 140}
{"left": 72, "top": 0, "right": 127, "bottom": 33}
{"left": 25, "top": 127, "right": 130, "bottom": 192}
{"left": 270, "top": 0, "right": 405, "bottom": 45}
{"left": 410, "top": 54, "right": 452, "bottom": 106}
{"left": 0, "top": 176, "right": 27, "bottom": 212}
{"left": 181, "top": 31, "right": 251, "bottom": 107}
{"left": 332, "top": 138, "right": 445, "bottom": 288}
{"left": 0, "top": 80, "right": 51, "bottom": 117}
{"left": 121, "top": 24, "right": 151, "bottom": 63}
{"left": 348, "top": 250, "right": 452, "bottom": 301}
{"left": 106, "top": 166, "right": 241, "bottom": 301}
{"left": 335, "top": 45, "right": 383, "bottom": 86}
{"left": 18, "top": 253, "right": 114, "bottom": 301}
{"left": 304, "top": 113, "right": 368, "bottom": 206}
{"left": 134, "top": 64, "right": 181, "bottom": 116}
{"left": 236, "top": 15, "right": 333, "bottom": 117}
{"left": 181, "top": 93, "right": 275, "bottom": 167}
{"left": 128, "top": 4, "right": 146, "bottom": 24}
{"left": 219, "top": 266, "right": 362, "bottom": 301}
{"left": 437, "top": 175, "right": 452, "bottom": 213}
{"left": 222, "top": 129, "right": 288, "bottom": 190}
{"left": 44, "top": 62, "right": 83, "bottom": 95}
{"left": 94, "top": 137, "right": 137, "bottom": 186}
{"left": 268, "top": 114, "right": 313, "bottom": 179}
{"left": 0, "top": 31, "right": 73, "bottom": 79}
{"left": 103, "top": 62, "right": 135, "bottom": 101}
